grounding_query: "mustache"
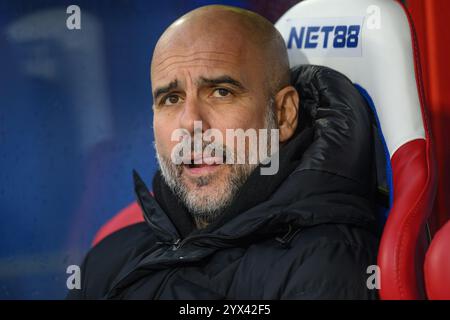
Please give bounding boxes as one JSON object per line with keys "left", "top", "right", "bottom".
{"left": 171, "top": 140, "right": 235, "bottom": 165}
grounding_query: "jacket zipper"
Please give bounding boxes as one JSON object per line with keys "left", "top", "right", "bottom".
{"left": 171, "top": 230, "right": 262, "bottom": 251}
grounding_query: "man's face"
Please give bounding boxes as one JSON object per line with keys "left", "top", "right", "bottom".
{"left": 151, "top": 22, "right": 275, "bottom": 225}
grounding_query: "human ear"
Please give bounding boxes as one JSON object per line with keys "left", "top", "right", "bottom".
{"left": 274, "top": 86, "right": 299, "bottom": 143}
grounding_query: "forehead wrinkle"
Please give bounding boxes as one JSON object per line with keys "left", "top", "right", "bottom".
{"left": 154, "top": 58, "right": 239, "bottom": 76}
{"left": 153, "top": 65, "right": 242, "bottom": 86}
{"left": 153, "top": 52, "right": 241, "bottom": 79}
{"left": 153, "top": 50, "right": 242, "bottom": 72}
{"left": 154, "top": 50, "right": 239, "bottom": 67}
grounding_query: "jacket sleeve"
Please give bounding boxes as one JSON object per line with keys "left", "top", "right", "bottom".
{"left": 280, "top": 236, "right": 379, "bottom": 300}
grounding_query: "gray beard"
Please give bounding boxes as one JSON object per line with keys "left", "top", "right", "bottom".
{"left": 155, "top": 98, "right": 277, "bottom": 228}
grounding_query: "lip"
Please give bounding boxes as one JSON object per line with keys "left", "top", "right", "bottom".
{"left": 181, "top": 154, "right": 225, "bottom": 176}
{"left": 183, "top": 163, "right": 222, "bottom": 176}
{"left": 181, "top": 154, "right": 223, "bottom": 164}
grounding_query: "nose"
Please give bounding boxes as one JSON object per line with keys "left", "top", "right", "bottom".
{"left": 178, "top": 96, "right": 211, "bottom": 135}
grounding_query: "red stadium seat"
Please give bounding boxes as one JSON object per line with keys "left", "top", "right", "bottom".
{"left": 92, "top": 201, "right": 144, "bottom": 247}
{"left": 275, "top": 0, "right": 437, "bottom": 299}
{"left": 424, "top": 221, "right": 450, "bottom": 300}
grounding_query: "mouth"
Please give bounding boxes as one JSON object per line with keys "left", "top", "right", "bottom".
{"left": 184, "top": 163, "right": 222, "bottom": 175}
{"left": 182, "top": 156, "right": 224, "bottom": 176}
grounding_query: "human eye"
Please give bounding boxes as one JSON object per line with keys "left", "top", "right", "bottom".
{"left": 211, "top": 87, "right": 232, "bottom": 98}
{"left": 162, "top": 94, "right": 182, "bottom": 106}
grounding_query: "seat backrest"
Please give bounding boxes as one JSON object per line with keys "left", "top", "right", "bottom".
{"left": 92, "top": 201, "right": 144, "bottom": 247}
{"left": 275, "top": 0, "right": 436, "bottom": 299}
{"left": 424, "top": 220, "right": 450, "bottom": 300}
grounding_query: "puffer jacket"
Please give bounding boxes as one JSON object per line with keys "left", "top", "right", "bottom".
{"left": 67, "top": 65, "right": 380, "bottom": 300}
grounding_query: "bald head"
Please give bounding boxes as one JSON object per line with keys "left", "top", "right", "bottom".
{"left": 151, "top": 5, "right": 290, "bottom": 94}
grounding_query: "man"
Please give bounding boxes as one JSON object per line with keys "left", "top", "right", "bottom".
{"left": 68, "top": 5, "right": 379, "bottom": 299}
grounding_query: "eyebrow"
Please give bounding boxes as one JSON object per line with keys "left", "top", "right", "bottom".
{"left": 153, "top": 79, "right": 178, "bottom": 100}
{"left": 197, "top": 75, "right": 246, "bottom": 90}
{"left": 153, "top": 75, "right": 246, "bottom": 101}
